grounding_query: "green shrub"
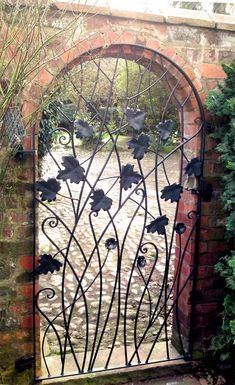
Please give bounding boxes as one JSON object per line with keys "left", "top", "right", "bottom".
{"left": 205, "top": 61, "right": 235, "bottom": 367}
{"left": 39, "top": 101, "right": 62, "bottom": 159}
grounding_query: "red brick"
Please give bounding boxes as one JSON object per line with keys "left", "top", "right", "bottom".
{"left": 9, "top": 302, "right": 29, "bottom": 315}
{"left": 203, "top": 160, "right": 214, "bottom": 176}
{"left": 176, "top": 297, "right": 192, "bottom": 315}
{"left": 201, "top": 202, "right": 211, "bottom": 216}
{"left": 193, "top": 78, "right": 203, "bottom": 93}
{"left": 19, "top": 283, "right": 38, "bottom": 299}
{"left": 173, "top": 53, "right": 187, "bottom": 68}
{"left": 197, "top": 265, "right": 215, "bottom": 279}
{"left": 146, "top": 38, "right": 161, "bottom": 51}
{"left": 21, "top": 342, "right": 34, "bottom": 355}
{"left": 183, "top": 110, "right": 201, "bottom": 123}
{"left": 22, "top": 100, "right": 40, "bottom": 128}
{"left": 0, "top": 329, "right": 30, "bottom": 346}
{"left": 155, "top": 24, "right": 167, "bottom": 35}
{"left": 213, "top": 162, "right": 223, "bottom": 175}
{"left": 20, "top": 314, "right": 39, "bottom": 328}
{"left": 193, "top": 327, "right": 215, "bottom": 339}
{"left": 23, "top": 135, "right": 32, "bottom": 150}
{"left": 207, "top": 241, "right": 228, "bottom": 253}
{"left": 201, "top": 228, "right": 225, "bottom": 241}
{"left": 38, "top": 68, "right": 53, "bottom": 86}
{"left": 200, "top": 216, "right": 209, "bottom": 227}
{"left": 195, "top": 313, "right": 217, "bottom": 327}
{"left": 206, "top": 80, "right": 220, "bottom": 91}
{"left": 61, "top": 46, "right": 78, "bottom": 64}
{"left": 196, "top": 302, "right": 219, "bottom": 314}
{"left": 199, "top": 242, "right": 208, "bottom": 253}
{"left": 200, "top": 229, "right": 209, "bottom": 241}
{"left": 160, "top": 46, "right": 176, "bottom": 60}
{"left": 204, "top": 150, "right": 220, "bottom": 161}
{"left": 104, "top": 31, "right": 119, "bottom": 46}
{"left": 19, "top": 255, "right": 34, "bottom": 270}
{"left": 179, "top": 263, "right": 192, "bottom": 278}
{"left": 196, "top": 277, "right": 219, "bottom": 291}
{"left": 199, "top": 253, "right": 219, "bottom": 266}
{"left": 198, "top": 63, "right": 226, "bottom": 79}
{"left": 183, "top": 65, "right": 196, "bottom": 81}
{"left": 184, "top": 123, "right": 201, "bottom": 136}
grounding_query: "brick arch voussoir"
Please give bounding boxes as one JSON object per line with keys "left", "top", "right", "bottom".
{"left": 23, "top": 30, "right": 206, "bottom": 140}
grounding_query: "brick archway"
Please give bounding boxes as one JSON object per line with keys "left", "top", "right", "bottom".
{"left": 22, "top": 30, "right": 206, "bottom": 144}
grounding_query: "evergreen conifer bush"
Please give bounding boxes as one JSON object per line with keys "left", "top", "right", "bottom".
{"left": 205, "top": 61, "right": 235, "bottom": 368}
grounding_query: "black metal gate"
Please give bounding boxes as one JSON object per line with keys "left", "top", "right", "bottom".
{"left": 33, "top": 45, "right": 205, "bottom": 381}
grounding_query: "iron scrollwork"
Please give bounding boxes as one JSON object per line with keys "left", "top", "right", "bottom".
{"left": 33, "top": 47, "right": 205, "bottom": 380}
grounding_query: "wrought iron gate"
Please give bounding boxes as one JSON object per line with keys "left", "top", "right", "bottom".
{"left": 33, "top": 45, "right": 205, "bottom": 380}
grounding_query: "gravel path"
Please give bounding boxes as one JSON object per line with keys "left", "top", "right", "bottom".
{"left": 37, "top": 145, "right": 180, "bottom": 365}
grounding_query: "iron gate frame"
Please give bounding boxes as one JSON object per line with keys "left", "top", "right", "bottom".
{"left": 32, "top": 44, "right": 206, "bottom": 381}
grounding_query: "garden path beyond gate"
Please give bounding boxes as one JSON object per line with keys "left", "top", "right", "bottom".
{"left": 33, "top": 45, "right": 205, "bottom": 381}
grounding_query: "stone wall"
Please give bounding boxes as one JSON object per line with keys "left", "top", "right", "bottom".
{"left": 0, "top": 6, "right": 235, "bottom": 384}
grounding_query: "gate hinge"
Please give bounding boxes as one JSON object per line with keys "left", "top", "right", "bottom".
{"left": 191, "top": 182, "right": 213, "bottom": 202}
{"left": 201, "top": 183, "right": 213, "bottom": 202}
{"left": 15, "top": 356, "right": 34, "bottom": 371}
{"left": 205, "top": 120, "right": 215, "bottom": 133}
{"left": 15, "top": 147, "right": 34, "bottom": 160}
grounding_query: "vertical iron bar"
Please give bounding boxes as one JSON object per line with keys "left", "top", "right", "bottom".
{"left": 187, "top": 118, "right": 206, "bottom": 357}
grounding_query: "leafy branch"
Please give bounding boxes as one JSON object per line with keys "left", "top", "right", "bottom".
{"left": 0, "top": 0, "right": 86, "bottom": 184}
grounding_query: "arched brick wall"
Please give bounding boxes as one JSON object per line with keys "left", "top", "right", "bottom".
{"left": 0, "top": 17, "right": 232, "bottom": 384}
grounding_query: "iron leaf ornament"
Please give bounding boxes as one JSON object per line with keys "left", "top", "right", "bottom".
{"left": 185, "top": 157, "right": 202, "bottom": 177}
{"left": 36, "top": 178, "right": 61, "bottom": 202}
{"left": 90, "top": 189, "right": 112, "bottom": 212}
{"left": 127, "top": 133, "right": 150, "bottom": 160}
{"left": 124, "top": 108, "right": 146, "bottom": 131}
{"left": 161, "top": 183, "right": 183, "bottom": 203}
{"left": 146, "top": 215, "right": 169, "bottom": 235}
{"left": 156, "top": 120, "right": 174, "bottom": 140}
{"left": 120, "top": 164, "right": 142, "bottom": 190}
{"left": 74, "top": 119, "right": 94, "bottom": 139}
{"left": 57, "top": 156, "right": 85, "bottom": 184}
{"left": 35, "top": 254, "right": 62, "bottom": 275}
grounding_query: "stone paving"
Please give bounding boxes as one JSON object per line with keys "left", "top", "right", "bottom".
{"left": 37, "top": 144, "right": 180, "bottom": 370}
{"left": 124, "top": 375, "right": 203, "bottom": 385}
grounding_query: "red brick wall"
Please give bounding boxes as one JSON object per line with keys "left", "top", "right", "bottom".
{"left": 0, "top": 154, "right": 35, "bottom": 385}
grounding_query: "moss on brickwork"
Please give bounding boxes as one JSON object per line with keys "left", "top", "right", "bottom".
{"left": 0, "top": 367, "right": 33, "bottom": 385}
{"left": 0, "top": 153, "right": 34, "bottom": 385}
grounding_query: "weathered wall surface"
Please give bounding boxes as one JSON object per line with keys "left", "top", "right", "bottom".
{"left": 0, "top": 5, "right": 235, "bottom": 384}
{"left": 0, "top": 154, "right": 34, "bottom": 385}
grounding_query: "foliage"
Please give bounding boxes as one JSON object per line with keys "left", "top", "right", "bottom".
{"left": 205, "top": 61, "right": 235, "bottom": 238}
{"left": 205, "top": 60, "right": 235, "bottom": 367}
{"left": 0, "top": 0, "right": 84, "bottom": 183}
{"left": 39, "top": 99, "right": 63, "bottom": 159}
{"left": 212, "top": 253, "right": 235, "bottom": 363}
